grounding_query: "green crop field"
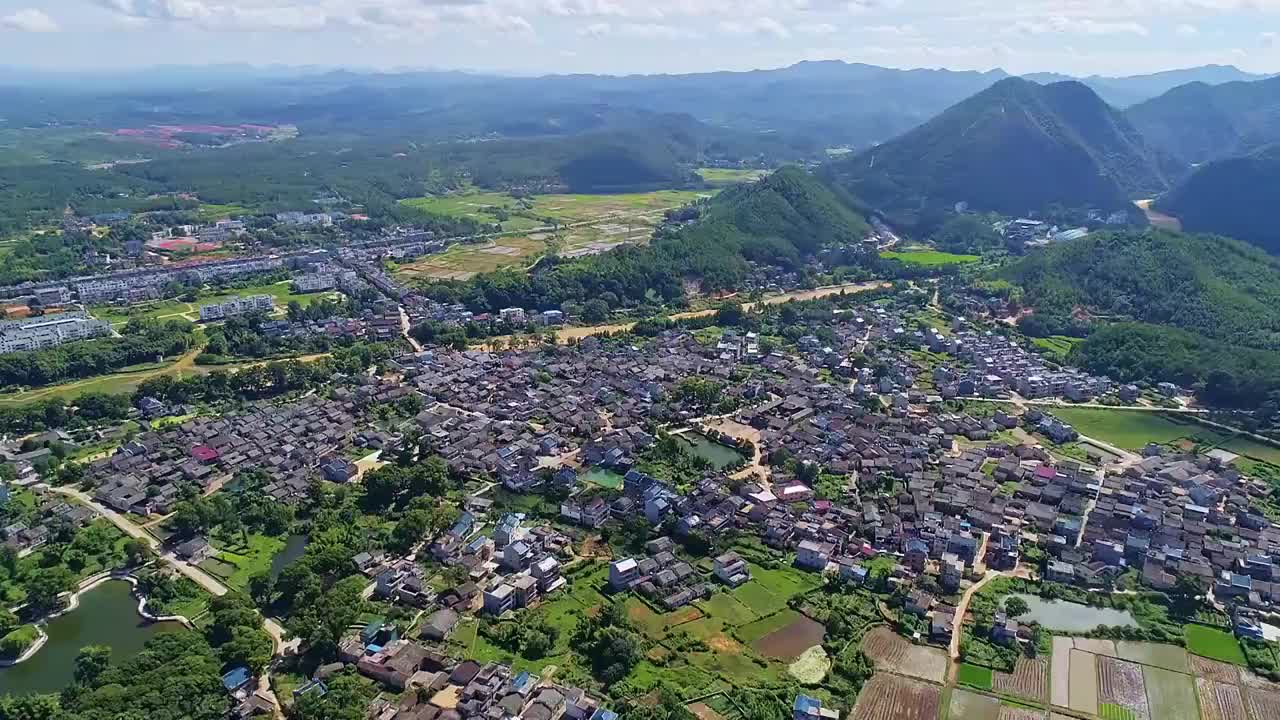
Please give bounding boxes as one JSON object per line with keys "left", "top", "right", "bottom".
{"left": 195, "top": 203, "right": 255, "bottom": 222}
{"left": 737, "top": 609, "right": 801, "bottom": 643}
{"left": 1048, "top": 408, "right": 1229, "bottom": 451}
{"left": 958, "top": 662, "right": 994, "bottom": 689}
{"left": 698, "top": 592, "right": 758, "bottom": 626}
{"left": 880, "top": 249, "right": 981, "bottom": 266}
{"left": 1032, "top": 335, "right": 1085, "bottom": 361}
{"left": 1099, "top": 703, "right": 1138, "bottom": 720}
{"left": 1185, "top": 625, "right": 1247, "bottom": 665}
{"left": 697, "top": 168, "right": 771, "bottom": 186}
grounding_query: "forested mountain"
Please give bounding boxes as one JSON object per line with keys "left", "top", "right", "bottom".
{"left": 1003, "top": 229, "right": 1280, "bottom": 350}
{"left": 1004, "top": 229, "right": 1280, "bottom": 408}
{"left": 1024, "top": 65, "right": 1273, "bottom": 108}
{"left": 1126, "top": 76, "right": 1280, "bottom": 163}
{"left": 1159, "top": 145, "right": 1280, "bottom": 253}
{"left": 821, "top": 78, "right": 1181, "bottom": 229}
{"left": 422, "top": 167, "right": 872, "bottom": 313}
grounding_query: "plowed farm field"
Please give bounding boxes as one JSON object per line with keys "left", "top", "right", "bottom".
{"left": 851, "top": 674, "right": 942, "bottom": 720}
{"left": 1245, "top": 686, "right": 1280, "bottom": 720}
{"left": 994, "top": 657, "right": 1049, "bottom": 702}
{"left": 1192, "top": 656, "right": 1242, "bottom": 685}
{"left": 1196, "top": 678, "right": 1249, "bottom": 720}
{"left": 861, "top": 626, "right": 947, "bottom": 683}
{"left": 1098, "top": 657, "right": 1150, "bottom": 720}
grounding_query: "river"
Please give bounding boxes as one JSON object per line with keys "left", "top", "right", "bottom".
{"left": 0, "top": 581, "right": 183, "bottom": 696}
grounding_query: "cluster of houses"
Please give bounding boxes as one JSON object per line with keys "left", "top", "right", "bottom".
{"left": 85, "top": 397, "right": 362, "bottom": 514}
{"left": 329, "top": 621, "right": 619, "bottom": 720}
{"left": 1077, "top": 450, "right": 1280, "bottom": 623}
{"left": 608, "top": 536, "right": 712, "bottom": 610}
{"left": 0, "top": 485, "right": 96, "bottom": 555}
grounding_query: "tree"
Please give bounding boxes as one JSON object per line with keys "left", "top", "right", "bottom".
{"left": 74, "top": 645, "right": 112, "bottom": 685}
{"left": 582, "top": 299, "right": 610, "bottom": 323}
{"left": 1004, "top": 596, "right": 1030, "bottom": 618}
{"left": 0, "top": 625, "right": 39, "bottom": 658}
{"left": 25, "top": 566, "right": 74, "bottom": 613}
{"left": 0, "top": 608, "right": 17, "bottom": 637}
{"left": 124, "top": 538, "right": 153, "bottom": 566}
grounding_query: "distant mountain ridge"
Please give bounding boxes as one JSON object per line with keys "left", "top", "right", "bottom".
{"left": 1125, "top": 76, "right": 1280, "bottom": 164}
{"left": 1, "top": 61, "right": 1266, "bottom": 152}
{"left": 821, "top": 77, "right": 1181, "bottom": 228}
{"left": 1024, "top": 64, "right": 1273, "bottom": 108}
{"left": 1159, "top": 144, "right": 1280, "bottom": 253}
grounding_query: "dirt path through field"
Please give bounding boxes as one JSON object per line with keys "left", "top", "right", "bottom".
{"left": 472, "top": 281, "right": 889, "bottom": 350}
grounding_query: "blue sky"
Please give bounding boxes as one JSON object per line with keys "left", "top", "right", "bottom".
{"left": 1, "top": 0, "right": 1277, "bottom": 76}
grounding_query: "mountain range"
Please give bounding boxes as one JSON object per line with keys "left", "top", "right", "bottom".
{"left": 1127, "top": 76, "right": 1280, "bottom": 164}
{"left": 1159, "top": 144, "right": 1280, "bottom": 253}
{"left": 821, "top": 78, "right": 1180, "bottom": 228}
{"left": 0, "top": 62, "right": 1270, "bottom": 152}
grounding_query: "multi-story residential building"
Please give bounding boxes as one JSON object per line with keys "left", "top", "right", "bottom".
{"left": 0, "top": 312, "right": 111, "bottom": 354}
{"left": 199, "top": 295, "right": 274, "bottom": 321}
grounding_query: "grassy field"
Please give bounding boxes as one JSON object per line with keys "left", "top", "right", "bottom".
{"left": 1185, "top": 625, "right": 1247, "bottom": 665}
{"left": 696, "top": 168, "right": 770, "bottom": 186}
{"left": 90, "top": 281, "right": 334, "bottom": 327}
{"left": 880, "top": 248, "right": 981, "bottom": 267}
{"left": 197, "top": 532, "right": 287, "bottom": 591}
{"left": 195, "top": 203, "right": 255, "bottom": 222}
{"left": 1220, "top": 436, "right": 1280, "bottom": 466}
{"left": 1048, "top": 408, "right": 1229, "bottom": 450}
{"left": 400, "top": 192, "right": 545, "bottom": 233}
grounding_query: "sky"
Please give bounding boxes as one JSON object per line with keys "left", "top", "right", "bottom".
{"left": 0, "top": 0, "right": 1278, "bottom": 77}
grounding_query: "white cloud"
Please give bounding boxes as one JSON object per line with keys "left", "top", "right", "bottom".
{"left": 861, "top": 23, "right": 917, "bottom": 35}
{"left": 578, "top": 20, "right": 700, "bottom": 37}
{"left": 1006, "top": 15, "right": 1149, "bottom": 37}
{"left": 720, "top": 16, "right": 791, "bottom": 38}
{"left": 796, "top": 22, "right": 838, "bottom": 34}
{"left": 1175, "top": 23, "right": 1198, "bottom": 36}
{"left": 1, "top": 8, "right": 60, "bottom": 32}
{"left": 1263, "top": 31, "right": 1278, "bottom": 47}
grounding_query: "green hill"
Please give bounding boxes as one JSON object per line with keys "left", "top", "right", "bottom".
{"left": 823, "top": 78, "right": 1181, "bottom": 228}
{"left": 1003, "top": 229, "right": 1280, "bottom": 350}
{"left": 1005, "top": 229, "right": 1280, "bottom": 409}
{"left": 422, "top": 167, "right": 872, "bottom": 311}
{"left": 1126, "top": 76, "right": 1280, "bottom": 164}
{"left": 1158, "top": 145, "right": 1280, "bottom": 253}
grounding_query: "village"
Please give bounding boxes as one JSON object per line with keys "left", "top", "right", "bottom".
{"left": 2, "top": 284, "right": 1279, "bottom": 720}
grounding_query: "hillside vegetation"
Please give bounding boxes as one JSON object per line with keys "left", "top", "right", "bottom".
{"left": 1003, "top": 229, "right": 1280, "bottom": 350}
{"left": 823, "top": 78, "right": 1181, "bottom": 229}
{"left": 1126, "top": 76, "right": 1280, "bottom": 164}
{"left": 422, "top": 167, "right": 872, "bottom": 312}
{"left": 1159, "top": 145, "right": 1280, "bottom": 253}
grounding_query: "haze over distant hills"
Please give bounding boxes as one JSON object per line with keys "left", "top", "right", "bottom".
{"left": 1126, "top": 76, "right": 1280, "bottom": 164}
{"left": 821, "top": 78, "right": 1181, "bottom": 228}
{"left": 0, "top": 61, "right": 1270, "bottom": 152}
{"left": 1160, "top": 144, "right": 1280, "bottom": 254}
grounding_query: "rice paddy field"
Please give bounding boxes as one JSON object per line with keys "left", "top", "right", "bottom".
{"left": 392, "top": 189, "right": 712, "bottom": 281}
{"left": 1046, "top": 408, "right": 1231, "bottom": 451}
{"left": 390, "top": 236, "right": 549, "bottom": 281}
{"left": 949, "top": 688, "right": 1002, "bottom": 720}
{"left": 1042, "top": 635, "right": 1280, "bottom": 720}
{"left": 879, "top": 248, "right": 981, "bottom": 267}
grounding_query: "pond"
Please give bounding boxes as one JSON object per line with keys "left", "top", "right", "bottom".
{"left": 0, "top": 580, "right": 183, "bottom": 696}
{"left": 269, "top": 534, "right": 310, "bottom": 580}
{"left": 1007, "top": 594, "right": 1138, "bottom": 632}
{"left": 677, "top": 432, "right": 746, "bottom": 470}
